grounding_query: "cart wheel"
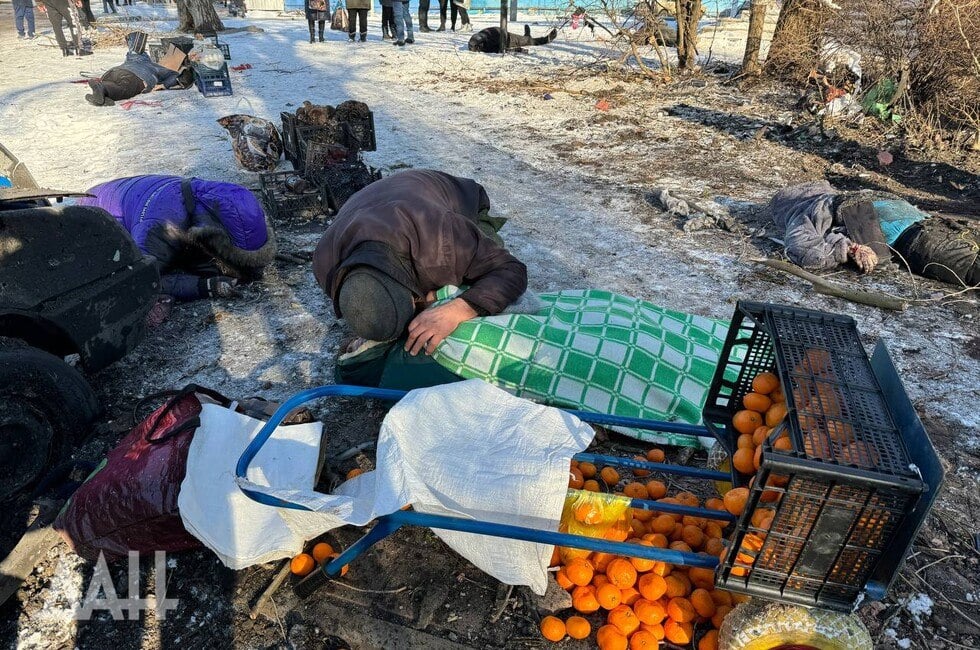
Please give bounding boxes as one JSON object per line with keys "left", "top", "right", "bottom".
{"left": 719, "top": 600, "right": 872, "bottom": 650}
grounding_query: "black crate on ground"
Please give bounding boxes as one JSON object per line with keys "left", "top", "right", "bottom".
{"left": 160, "top": 36, "right": 195, "bottom": 54}
{"left": 259, "top": 172, "right": 330, "bottom": 222}
{"left": 193, "top": 62, "right": 232, "bottom": 98}
{"left": 307, "top": 161, "right": 382, "bottom": 213}
{"left": 281, "top": 112, "right": 300, "bottom": 167}
{"left": 702, "top": 301, "right": 942, "bottom": 611}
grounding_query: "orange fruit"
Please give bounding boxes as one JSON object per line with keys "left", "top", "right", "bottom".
{"left": 631, "top": 519, "right": 648, "bottom": 538}
{"left": 645, "top": 480, "right": 668, "bottom": 499}
{"left": 743, "top": 392, "right": 773, "bottom": 413}
{"left": 711, "top": 590, "right": 733, "bottom": 607}
{"left": 690, "top": 588, "right": 717, "bottom": 618}
{"left": 705, "top": 537, "right": 725, "bottom": 557}
{"left": 664, "top": 619, "right": 694, "bottom": 645}
{"left": 705, "top": 497, "right": 726, "bottom": 511}
{"left": 583, "top": 479, "right": 601, "bottom": 492}
{"left": 290, "top": 553, "right": 315, "bottom": 576}
{"left": 632, "top": 456, "right": 652, "bottom": 477}
{"left": 704, "top": 521, "right": 723, "bottom": 539}
{"left": 723, "top": 487, "right": 749, "bottom": 516}
{"left": 600, "top": 466, "right": 620, "bottom": 485}
{"left": 593, "top": 573, "right": 610, "bottom": 589}
{"left": 737, "top": 433, "right": 755, "bottom": 449}
{"left": 663, "top": 574, "right": 690, "bottom": 598}
{"left": 649, "top": 560, "right": 672, "bottom": 576}
{"left": 620, "top": 586, "right": 642, "bottom": 605}
{"left": 681, "top": 525, "right": 705, "bottom": 550}
{"left": 629, "top": 630, "right": 659, "bottom": 650}
{"left": 345, "top": 468, "right": 364, "bottom": 480}
{"left": 571, "top": 585, "right": 601, "bottom": 613}
{"left": 540, "top": 615, "right": 566, "bottom": 642}
{"left": 606, "top": 558, "right": 638, "bottom": 589}
{"left": 607, "top": 604, "right": 641, "bottom": 636}
{"left": 773, "top": 435, "right": 793, "bottom": 451}
{"left": 579, "top": 462, "right": 597, "bottom": 479}
{"left": 574, "top": 501, "right": 604, "bottom": 525}
{"left": 555, "top": 568, "right": 574, "bottom": 590}
{"left": 667, "top": 596, "right": 696, "bottom": 623}
{"left": 311, "top": 542, "right": 334, "bottom": 564}
{"left": 669, "top": 522, "right": 685, "bottom": 541}
{"left": 765, "top": 403, "right": 788, "bottom": 427}
{"left": 591, "top": 551, "right": 616, "bottom": 572}
{"left": 596, "top": 625, "right": 628, "bottom": 650}
{"left": 640, "top": 622, "right": 665, "bottom": 640}
{"left": 623, "top": 482, "right": 649, "bottom": 500}
{"left": 771, "top": 389, "right": 785, "bottom": 403}
{"left": 751, "top": 508, "right": 774, "bottom": 529}
{"left": 674, "top": 491, "right": 699, "bottom": 507}
{"left": 325, "top": 552, "right": 349, "bottom": 576}
{"left": 752, "top": 372, "right": 779, "bottom": 395}
{"left": 669, "top": 540, "right": 693, "bottom": 554}
{"left": 731, "top": 593, "right": 752, "bottom": 604}
{"left": 651, "top": 514, "right": 676, "bottom": 535}
{"left": 733, "top": 410, "right": 764, "bottom": 435}
{"left": 711, "top": 604, "right": 732, "bottom": 629}
{"left": 632, "top": 598, "right": 667, "bottom": 625}
{"left": 688, "top": 566, "right": 715, "bottom": 590}
{"left": 632, "top": 507, "right": 654, "bottom": 522}
{"left": 646, "top": 448, "right": 666, "bottom": 463}
{"left": 754, "top": 444, "right": 764, "bottom": 470}
{"left": 597, "top": 582, "right": 623, "bottom": 609}
{"left": 568, "top": 467, "right": 585, "bottom": 489}
{"left": 646, "top": 533, "right": 668, "bottom": 548}
{"left": 733, "top": 447, "right": 756, "bottom": 475}
{"left": 752, "top": 425, "right": 771, "bottom": 445}
{"left": 627, "top": 540, "right": 657, "bottom": 572}
{"left": 699, "top": 629, "right": 720, "bottom": 650}
{"left": 565, "top": 557, "right": 595, "bottom": 586}
{"left": 565, "top": 615, "right": 591, "bottom": 640}
{"left": 642, "top": 577, "right": 672, "bottom": 601}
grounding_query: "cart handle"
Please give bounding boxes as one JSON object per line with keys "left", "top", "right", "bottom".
{"left": 235, "top": 384, "right": 714, "bottom": 493}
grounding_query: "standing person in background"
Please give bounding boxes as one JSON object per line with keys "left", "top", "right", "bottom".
{"left": 346, "top": 0, "right": 369, "bottom": 42}
{"left": 391, "top": 0, "right": 413, "bottom": 46}
{"left": 78, "top": 0, "right": 96, "bottom": 25}
{"left": 417, "top": 0, "right": 433, "bottom": 31}
{"left": 380, "top": 0, "right": 395, "bottom": 40}
{"left": 305, "top": 0, "right": 329, "bottom": 43}
{"left": 102, "top": 0, "right": 116, "bottom": 14}
{"left": 449, "top": 0, "right": 470, "bottom": 31}
{"left": 37, "top": 0, "right": 80, "bottom": 55}
{"left": 13, "top": 0, "right": 36, "bottom": 38}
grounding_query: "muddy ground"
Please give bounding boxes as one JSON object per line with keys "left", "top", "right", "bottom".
{"left": 1, "top": 14, "right": 979, "bottom": 650}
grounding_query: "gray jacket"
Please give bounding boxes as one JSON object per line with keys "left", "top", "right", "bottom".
{"left": 769, "top": 181, "right": 851, "bottom": 270}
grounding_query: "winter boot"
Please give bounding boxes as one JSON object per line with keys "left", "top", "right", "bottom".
{"left": 359, "top": 31, "right": 367, "bottom": 42}
{"left": 348, "top": 32, "right": 355, "bottom": 42}
{"left": 318, "top": 26, "right": 324, "bottom": 42}
{"left": 382, "top": 24, "right": 390, "bottom": 39}
{"left": 418, "top": 12, "right": 431, "bottom": 32}
{"left": 309, "top": 25, "right": 315, "bottom": 43}
{"left": 436, "top": 17, "right": 445, "bottom": 31}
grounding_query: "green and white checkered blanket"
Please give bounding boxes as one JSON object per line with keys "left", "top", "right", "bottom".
{"left": 432, "top": 289, "right": 733, "bottom": 447}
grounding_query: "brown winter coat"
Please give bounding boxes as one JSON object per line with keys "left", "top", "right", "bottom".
{"left": 313, "top": 169, "right": 527, "bottom": 318}
{"left": 346, "top": 0, "right": 372, "bottom": 11}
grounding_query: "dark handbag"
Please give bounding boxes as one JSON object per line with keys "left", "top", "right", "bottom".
{"left": 331, "top": 5, "right": 349, "bottom": 31}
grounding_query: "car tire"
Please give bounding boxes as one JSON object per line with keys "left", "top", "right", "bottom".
{"left": 719, "top": 600, "right": 873, "bottom": 650}
{"left": 0, "top": 339, "right": 100, "bottom": 501}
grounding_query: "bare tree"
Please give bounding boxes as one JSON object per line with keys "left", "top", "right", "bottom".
{"left": 742, "top": 0, "right": 768, "bottom": 75}
{"left": 177, "top": 0, "right": 225, "bottom": 34}
{"left": 675, "top": 0, "right": 703, "bottom": 70}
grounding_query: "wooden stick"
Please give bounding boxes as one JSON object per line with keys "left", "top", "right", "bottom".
{"left": 249, "top": 561, "right": 292, "bottom": 620}
{"left": 752, "top": 258, "right": 908, "bottom": 311}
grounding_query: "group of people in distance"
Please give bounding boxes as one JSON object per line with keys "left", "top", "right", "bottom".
{"left": 305, "top": 0, "right": 471, "bottom": 47}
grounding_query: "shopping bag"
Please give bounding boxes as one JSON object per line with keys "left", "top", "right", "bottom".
{"left": 331, "top": 6, "right": 349, "bottom": 31}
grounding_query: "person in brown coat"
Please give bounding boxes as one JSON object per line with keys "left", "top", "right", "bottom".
{"left": 347, "top": 0, "right": 370, "bottom": 42}
{"left": 313, "top": 170, "right": 527, "bottom": 356}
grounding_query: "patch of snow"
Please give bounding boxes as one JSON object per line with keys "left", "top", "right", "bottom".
{"left": 905, "top": 592, "right": 934, "bottom": 625}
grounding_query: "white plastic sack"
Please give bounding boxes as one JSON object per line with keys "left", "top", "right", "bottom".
{"left": 233, "top": 379, "right": 596, "bottom": 594}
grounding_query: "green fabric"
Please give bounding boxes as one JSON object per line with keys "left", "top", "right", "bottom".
{"left": 335, "top": 338, "right": 463, "bottom": 391}
{"left": 431, "top": 289, "right": 733, "bottom": 447}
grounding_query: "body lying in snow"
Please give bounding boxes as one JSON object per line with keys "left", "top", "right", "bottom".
{"left": 467, "top": 24, "right": 557, "bottom": 52}
{"left": 770, "top": 181, "right": 979, "bottom": 287}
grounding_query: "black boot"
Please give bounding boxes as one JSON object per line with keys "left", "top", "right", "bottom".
{"left": 436, "top": 18, "right": 445, "bottom": 31}
{"left": 418, "top": 13, "right": 431, "bottom": 32}
{"left": 382, "top": 24, "right": 389, "bottom": 39}
{"left": 348, "top": 32, "right": 355, "bottom": 42}
{"left": 318, "top": 28, "right": 324, "bottom": 42}
{"left": 309, "top": 26, "right": 315, "bottom": 43}
{"left": 359, "top": 31, "right": 367, "bottom": 42}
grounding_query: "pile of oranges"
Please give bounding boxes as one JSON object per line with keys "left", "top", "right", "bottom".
{"left": 290, "top": 541, "right": 349, "bottom": 577}
{"left": 730, "top": 371, "right": 791, "bottom": 478}
{"left": 545, "top": 454, "right": 753, "bottom": 649}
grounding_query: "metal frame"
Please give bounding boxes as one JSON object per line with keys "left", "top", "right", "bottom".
{"left": 235, "top": 385, "right": 728, "bottom": 585}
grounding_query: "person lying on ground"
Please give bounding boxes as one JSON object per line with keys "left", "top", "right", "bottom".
{"left": 313, "top": 169, "right": 527, "bottom": 355}
{"left": 467, "top": 24, "right": 558, "bottom": 52}
{"left": 78, "top": 175, "right": 276, "bottom": 300}
{"left": 770, "top": 180, "right": 979, "bottom": 288}
{"left": 85, "top": 40, "right": 193, "bottom": 106}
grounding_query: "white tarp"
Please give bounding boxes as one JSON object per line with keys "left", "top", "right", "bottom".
{"left": 179, "top": 379, "right": 595, "bottom": 593}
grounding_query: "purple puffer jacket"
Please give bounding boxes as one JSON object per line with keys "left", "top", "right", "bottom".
{"left": 78, "top": 175, "right": 276, "bottom": 278}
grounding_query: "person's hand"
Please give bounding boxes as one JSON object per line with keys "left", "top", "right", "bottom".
{"left": 405, "top": 298, "right": 477, "bottom": 356}
{"left": 205, "top": 276, "right": 240, "bottom": 298}
{"left": 848, "top": 244, "right": 879, "bottom": 274}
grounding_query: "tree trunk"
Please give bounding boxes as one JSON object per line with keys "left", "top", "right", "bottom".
{"left": 741, "top": 0, "right": 767, "bottom": 75}
{"left": 177, "top": 0, "right": 225, "bottom": 34}
{"left": 765, "top": 0, "right": 830, "bottom": 78}
{"left": 675, "top": 0, "right": 702, "bottom": 70}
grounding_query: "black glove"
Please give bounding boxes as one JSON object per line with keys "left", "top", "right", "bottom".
{"left": 200, "top": 276, "right": 240, "bottom": 298}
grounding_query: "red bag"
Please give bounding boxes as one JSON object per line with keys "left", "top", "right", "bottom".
{"left": 53, "top": 385, "right": 231, "bottom": 561}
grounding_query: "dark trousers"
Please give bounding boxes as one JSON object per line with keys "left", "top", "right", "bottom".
{"left": 79, "top": 0, "right": 95, "bottom": 25}
{"left": 308, "top": 18, "right": 324, "bottom": 39}
{"left": 14, "top": 4, "right": 36, "bottom": 35}
{"left": 101, "top": 67, "right": 145, "bottom": 101}
{"left": 450, "top": 0, "right": 468, "bottom": 27}
{"left": 348, "top": 8, "right": 367, "bottom": 36}
{"left": 381, "top": 5, "right": 395, "bottom": 35}
{"left": 42, "top": 0, "right": 76, "bottom": 51}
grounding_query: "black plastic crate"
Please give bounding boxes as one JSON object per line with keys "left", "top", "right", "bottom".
{"left": 259, "top": 172, "right": 330, "bottom": 222}
{"left": 704, "top": 301, "right": 942, "bottom": 611}
{"left": 193, "top": 62, "right": 232, "bottom": 98}
{"left": 295, "top": 112, "right": 376, "bottom": 155}
{"left": 307, "top": 161, "right": 382, "bottom": 213}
